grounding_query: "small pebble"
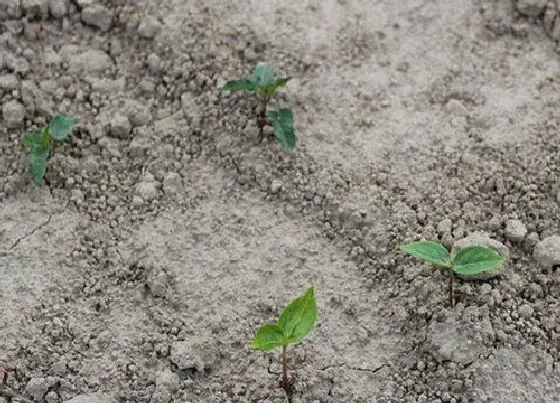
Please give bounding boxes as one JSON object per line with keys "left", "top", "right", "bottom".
{"left": 269, "top": 179, "right": 283, "bottom": 194}
{"left": 138, "top": 15, "right": 162, "bottom": 39}
{"left": 437, "top": 218, "right": 452, "bottom": 235}
{"left": 2, "top": 100, "right": 26, "bottom": 128}
{"left": 505, "top": 219, "right": 527, "bottom": 242}
{"left": 518, "top": 304, "right": 534, "bottom": 319}
{"left": 533, "top": 236, "right": 560, "bottom": 269}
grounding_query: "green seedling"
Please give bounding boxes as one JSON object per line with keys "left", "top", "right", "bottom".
{"left": 400, "top": 241, "right": 505, "bottom": 306}
{"left": 20, "top": 115, "right": 74, "bottom": 185}
{"left": 219, "top": 64, "right": 296, "bottom": 150}
{"left": 250, "top": 286, "right": 317, "bottom": 403}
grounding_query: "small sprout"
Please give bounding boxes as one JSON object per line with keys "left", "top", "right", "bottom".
{"left": 400, "top": 241, "right": 505, "bottom": 306}
{"left": 250, "top": 286, "right": 317, "bottom": 403}
{"left": 20, "top": 115, "right": 74, "bottom": 185}
{"left": 220, "top": 64, "right": 296, "bottom": 150}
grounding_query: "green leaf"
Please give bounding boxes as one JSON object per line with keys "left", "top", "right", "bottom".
{"left": 452, "top": 246, "right": 505, "bottom": 276}
{"left": 267, "top": 108, "right": 296, "bottom": 150}
{"left": 278, "top": 287, "right": 317, "bottom": 346}
{"left": 249, "top": 323, "right": 284, "bottom": 352}
{"left": 49, "top": 115, "right": 74, "bottom": 140}
{"left": 30, "top": 148, "right": 49, "bottom": 185}
{"left": 250, "top": 64, "right": 275, "bottom": 88}
{"left": 400, "top": 241, "right": 452, "bottom": 268}
{"left": 261, "top": 77, "right": 291, "bottom": 97}
{"left": 219, "top": 79, "right": 258, "bottom": 93}
{"left": 21, "top": 129, "right": 44, "bottom": 148}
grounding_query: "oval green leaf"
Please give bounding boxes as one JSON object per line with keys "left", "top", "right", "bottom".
{"left": 219, "top": 79, "right": 258, "bottom": 93}
{"left": 452, "top": 246, "right": 505, "bottom": 276}
{"left": 49, "top": 115, "right": 74, "bottom": 140}
{"left": 249, "top": 323, "right": 284, "bottom": 352}
{"left": 278, "top": 286, "right": 317, "bottom": 346}
{"left": 400, "top": 241, "right": 452, "bottom": 268}
{"left": 267, "top": 107, "right": 296, "bottom": 150}
{"left": 250, "top": 64, "right": 275, "bottom": 88}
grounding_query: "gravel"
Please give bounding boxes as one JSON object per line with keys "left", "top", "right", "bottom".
{"left": 533, "top": 236, "right": 560, "bottom": 269}
{"left": 516, "top": 0, "right": 548, "bottom": 17}
{"left": 2, "top": 100, "right": 26, "bottom": 128}
{"left": 137, "top": 15, "right": 162, "bottom": 39}
{"left": 109, "top": 114, "right": 131, "bottom": 139}
{"left": 63, "top": 394, "right": 115, "bottom": 403}
{"left": 80, "top": 4, "right": 112, "bottom": 32}
{"left": 505, "top": 219, "right": 527, "bottom": 242}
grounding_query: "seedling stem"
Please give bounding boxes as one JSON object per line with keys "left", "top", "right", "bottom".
{"left": 281, "top": 345, "right": 293, "bottom": 403}
{"left": 257, "top": 96, "right": 269, "bottom": 141}
{"left": 449, "top": 270, "right": 454, "bottom": 306}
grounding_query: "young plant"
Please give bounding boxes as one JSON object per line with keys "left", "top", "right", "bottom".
{"left": 20, "top": 115, "right": 74, "bottom": 185}
{"left": 219, "top": 64, "right": 296, "bottom": 150}
{"left": 250, "top": 286, "right": 317, "bottom": 403}
{"left": 400, "top": 241, "right": 505, "bottom": 306}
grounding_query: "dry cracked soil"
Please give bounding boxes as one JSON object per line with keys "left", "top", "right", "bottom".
{"left": 1, "top": 0, "right": 560, "bottom": 402}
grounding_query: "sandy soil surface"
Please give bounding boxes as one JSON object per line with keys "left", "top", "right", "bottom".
{"left": 1, "top": 0, "right": 559, "bottom": 402}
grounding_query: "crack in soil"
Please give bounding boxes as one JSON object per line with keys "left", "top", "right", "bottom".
{"left": 320, "top": 363, "right": 388, "bottom": 374}
{"left": 347, "top": 363, "right": 388, "bottom": 373}
{"left": 7, "top": 214, "right": 52, "bottom": 251}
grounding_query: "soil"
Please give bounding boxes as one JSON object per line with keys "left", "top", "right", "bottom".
{"left": 1, "top": 0, "right": 559, "bottom": 402}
